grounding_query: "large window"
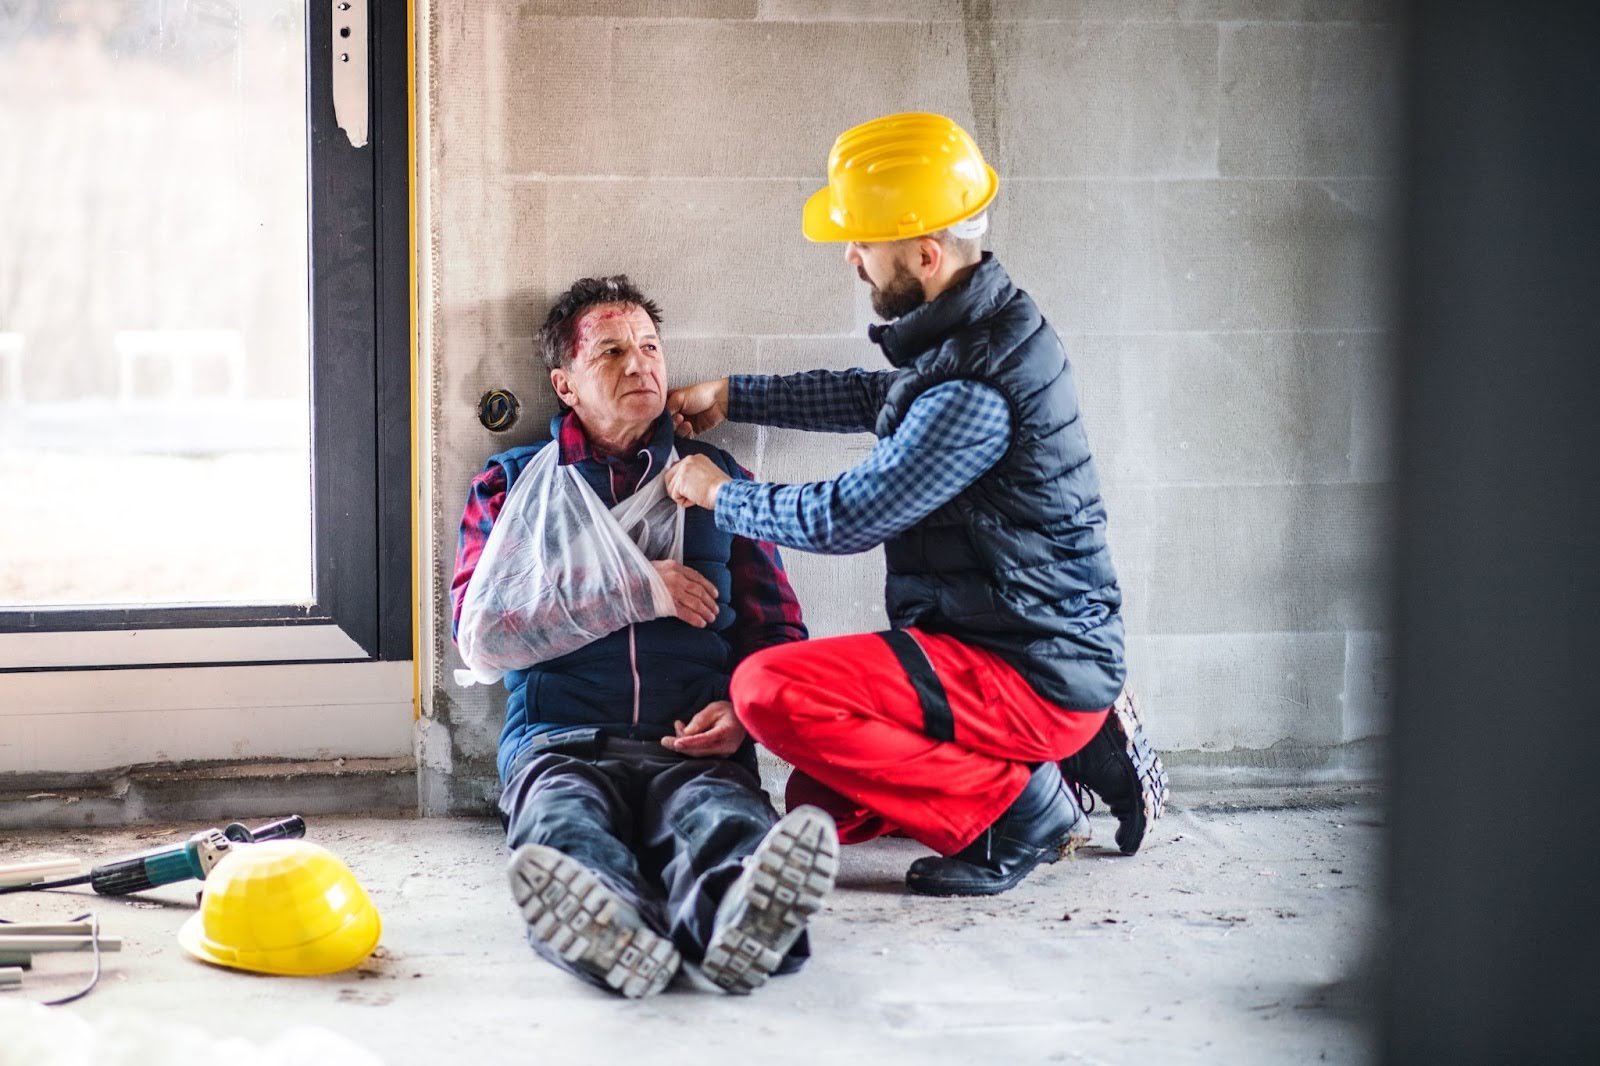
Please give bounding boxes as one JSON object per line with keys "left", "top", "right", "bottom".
{"left": 0, "top": 1, "right": 410, "bottom": 762}
{"left": 1, "top": 2, "right": 314, "bottom": 610}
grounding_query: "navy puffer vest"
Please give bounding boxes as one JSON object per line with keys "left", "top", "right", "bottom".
{"left": 489, "top": 415, "right": 744, "bottom": 780}
{"left": 870, "top": 253, "right": 1125, "bottom": 711}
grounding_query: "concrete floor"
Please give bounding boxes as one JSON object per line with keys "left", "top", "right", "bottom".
{"left": 0, "top": 786, "right": 1381, "bottom": 1065}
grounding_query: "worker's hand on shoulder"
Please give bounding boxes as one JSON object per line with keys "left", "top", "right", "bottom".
{"left": 665, "top": 454, "right": 731, "bottom": 511}
{"left": 651, "top": 559, "right": 720, "bottom": 627}
{"left": 660, "top": 700, "right": 746, "bottom": 758}
{"left": 667, "top": 378, "right": 729, "bottom": 437}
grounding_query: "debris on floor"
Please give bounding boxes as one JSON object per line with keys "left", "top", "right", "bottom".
{"left": 0, "top": 786, "right": 1382, "bottom": 1065}
{"left": 0, "top": 816, "right": 382, "bottom": 1003}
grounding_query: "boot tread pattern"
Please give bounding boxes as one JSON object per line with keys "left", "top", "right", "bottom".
{"left": 1112, "top": 690, "right": 1169, "bottom": 842}
{"left": 508, "top": 844, "right": 679, "bottom": 999}
{"left": 701, "top": 807, "right": 839, "bottom": 996}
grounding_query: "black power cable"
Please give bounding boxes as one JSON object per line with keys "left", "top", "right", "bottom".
{"left": 0, "top": 910, "right": 105, "bottom": 1006}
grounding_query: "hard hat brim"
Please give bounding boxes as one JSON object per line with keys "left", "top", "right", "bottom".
{"left": 801, "top": 165, "right": 1001, "bottom": 244}
{"left": 178, "top": 906, "right": 382, "bottom": 977}
{"left": 802, "top": 185, "right": 851, "bottom": 243}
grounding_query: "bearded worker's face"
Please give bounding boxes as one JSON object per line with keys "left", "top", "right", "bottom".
{"left": 846, "top": 240, "right": 927, "bottom": 321}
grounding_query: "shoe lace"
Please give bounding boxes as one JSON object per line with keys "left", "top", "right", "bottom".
{"left": 1066, "top": 778, "right": 1096, "bottom": 816}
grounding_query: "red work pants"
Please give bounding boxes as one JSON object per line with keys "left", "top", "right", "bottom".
{"left": 731, "top": 629, "right": 1109, "bottom": 856}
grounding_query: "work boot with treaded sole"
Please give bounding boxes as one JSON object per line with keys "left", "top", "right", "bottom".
{"left": 507, "top": 843, "right": 680, "bottom": 999}
{"left": 1060, "top": 687, "right": 1168, "bottom": 855}
{"left": 701, "top": 805, "right": 839, "bottom": 995}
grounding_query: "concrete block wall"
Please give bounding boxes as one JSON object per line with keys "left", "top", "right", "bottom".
{"left": 416, "top": 0, "right": 1402, "bottom": 812}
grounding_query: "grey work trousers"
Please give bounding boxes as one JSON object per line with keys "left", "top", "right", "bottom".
{"left": 498, "top": 737, "right": 810, "bottom": 985}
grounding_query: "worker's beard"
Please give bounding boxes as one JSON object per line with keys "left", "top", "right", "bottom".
{"left": 862, "top": 262, "right": 925, "bottom": 321}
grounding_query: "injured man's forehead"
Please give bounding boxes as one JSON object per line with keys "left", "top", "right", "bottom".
{"left": 574, "top": 304, "right": 658, "bottom": 360}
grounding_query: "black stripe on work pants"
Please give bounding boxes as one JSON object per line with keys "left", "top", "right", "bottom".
{"left": 878, "top": 630, "right": 955, "bottom": 743}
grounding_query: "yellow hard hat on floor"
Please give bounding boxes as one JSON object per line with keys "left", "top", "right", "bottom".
{"left": 803, "top": 112, "right": 1000, "bottom": 244}
{"left": 179, "top": 840, "right": 382, "bottom": 977}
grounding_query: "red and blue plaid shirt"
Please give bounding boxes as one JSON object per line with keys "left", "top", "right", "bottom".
{"left": 451, "top": 411, "right": 807, "bottom": 662}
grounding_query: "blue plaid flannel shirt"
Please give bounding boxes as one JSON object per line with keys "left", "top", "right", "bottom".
{"left": 713, "top": 369, "right": 1012, "bottom": 554}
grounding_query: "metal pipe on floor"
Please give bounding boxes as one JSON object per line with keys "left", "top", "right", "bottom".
{"left": 0, "top": 859, "right": 83, "bottom": 889}
{"left": 0, "top": 922, "right": 97, "bottom": 938}
{"left": 0, "top": 936, "right": 121, "bottom": 953}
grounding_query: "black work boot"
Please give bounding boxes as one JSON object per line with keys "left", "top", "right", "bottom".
{"left": 1059, "top": 687, "right": 1168, "bottom": 855}
{"left": 905, "top": 762, "right": 1089, "bottom": 897}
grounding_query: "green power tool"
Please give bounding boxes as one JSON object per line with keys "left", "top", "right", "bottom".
{"left": 0, "top": 815, "right": 306, "bottom": 897}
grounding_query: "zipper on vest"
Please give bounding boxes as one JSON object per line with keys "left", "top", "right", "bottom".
{"left": 609, "top": 447, "right": 650, "bottom": 731}
{"left": 629, "top": 624, "right": 641, "bottom": 727}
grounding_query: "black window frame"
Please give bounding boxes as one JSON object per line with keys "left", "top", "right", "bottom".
{"left": 0, "top": 1, "right": 411, "bottom": 664}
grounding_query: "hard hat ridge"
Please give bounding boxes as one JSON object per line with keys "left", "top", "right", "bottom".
{"left": 177, "top": 840, "right": 382, "bottom": 977}
{"left": 803, "top": 111, "right": 1000, "bottom": 243}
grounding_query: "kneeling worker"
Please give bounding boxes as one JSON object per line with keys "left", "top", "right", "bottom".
{"left": 666, "top": 113, "right": 1167, "bottom": 898}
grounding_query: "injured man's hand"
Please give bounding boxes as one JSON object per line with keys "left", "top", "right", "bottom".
{"left": 660, "top": 700, "right": 747, "bottom": 758}
{"left": 651, "top": 560, "right": 720, "bottom": 628}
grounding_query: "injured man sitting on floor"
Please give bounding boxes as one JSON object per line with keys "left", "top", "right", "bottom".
{"left": 451, "top": 275, "right": 839, "bottom": 999}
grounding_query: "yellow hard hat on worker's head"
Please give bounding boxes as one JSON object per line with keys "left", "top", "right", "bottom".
{"left": 178, "top": 840, "right": 382, "bottom": 977}
{"left": 803, "top": 112, "right": 999, "bottom": 244}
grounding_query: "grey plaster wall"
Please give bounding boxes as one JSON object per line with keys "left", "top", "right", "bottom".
{"left": 416, "top": 0, "right": 1402, "bottom": 812}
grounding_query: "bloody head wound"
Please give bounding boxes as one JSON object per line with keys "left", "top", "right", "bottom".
{"left": 539, "top": 275, "right": 664, "bottom": 372}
